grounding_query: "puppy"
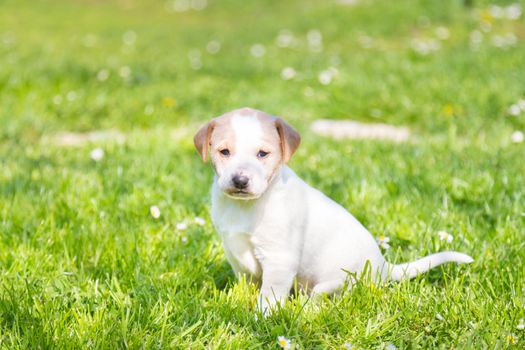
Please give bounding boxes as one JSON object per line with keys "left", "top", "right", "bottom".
{"left": 194, "top": 107, "right": 473, "bottom": 314}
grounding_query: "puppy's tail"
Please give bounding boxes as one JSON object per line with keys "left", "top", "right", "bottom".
{"left": 387, "top": 251, "right": 473, "bottom": 281}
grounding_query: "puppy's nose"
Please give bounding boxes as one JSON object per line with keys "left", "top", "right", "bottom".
{"left": 232, "top": 175, "right": 249, "bottom": 189}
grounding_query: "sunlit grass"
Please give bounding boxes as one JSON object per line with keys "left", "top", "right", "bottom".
{"left": 0, "top": 0, "right": 524, "bottom": 348}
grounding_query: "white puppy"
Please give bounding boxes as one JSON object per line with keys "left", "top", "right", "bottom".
{"left": 194, "top": 107, "right": 473, "bottom": 314}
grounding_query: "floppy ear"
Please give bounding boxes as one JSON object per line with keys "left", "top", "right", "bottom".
{"left": 275, "top": 118, "right": 301, "bottom": 163}
{"left": 193, "top": 120, "right": 215, "bottom": 162}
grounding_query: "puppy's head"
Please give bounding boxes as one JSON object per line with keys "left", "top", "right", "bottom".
{"left": 194, "top": 107, "right": 300, "bottom": 200}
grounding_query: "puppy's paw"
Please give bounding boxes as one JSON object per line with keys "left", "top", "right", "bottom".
{"left": 256, "top": 296, "right": 270, "bottom": 319}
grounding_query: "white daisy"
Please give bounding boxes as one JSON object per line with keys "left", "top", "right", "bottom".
{"left": 170, "top": 0, "right": 190, "bottom": 12}
{"left": 206, "top": 40, "right": 221, "bottom": 54}
{"left": 194, "top": 217, "right": 205, "bottom": 225}
{"left": 187, "top": 49, "right": 202, "bottom": 69}
{"left": 344, "top": 342, "right": 358, "bottom": 350}
{"left": 435, "top": 26, "right": 450, "bottom": 40}
{"left": 90, "top": 148, "right": 105, "bottom": 162}
{"left": 191, "top": 0, "right": 207, "bottom": 10}
{"left": 470, "top": 30, "right": 483, "bottom": 45}
{"left": 97, "top": 69, "right": 109, "bottom": 81}
{"left": 508, "top": 104, "right": 521, "bottom": 116}
{"left": 281, "top": 67, "right": 297, "bottom": 80}
{"left": 357, "top": 34, "right": 374, "bottom": 49}
{"left": 150, "top": 206, "right": 161, "bottom": 219}
{"left": 303, "top": 86, "right": 314, "bottom": 97}
{"left": 144, "top": 105, "right": 154, "bottom": 115}
{"left": 83, "top": 33, "right": 98, "bottom": 47}
{"left": 489, "top": 5, "right": 504, "bottom": 18}
{"left": 438, "top": 230, "right": 453, "bottom": 243}
{"left": 277, "top": 336, "right": 291, "bottom": 349}
{"left": 122, "top": 30, "right": 137, "bottom": 46}
{"left": 511, "top": 131, "right": 524, "bottom": 143}
{"left": 491, "top": 33, "right": 517, "bottom": 48}
{"left": 307, "top": 29, "right": 323, "bottom": 51}
{"left": 52, "top": 95, "right": 63, "bottom": 105}
{"left": 318, "top": 70, "right": 334, "bottom": 85}
{"left": 376, "top": 235, "right": 391, "bottom": 250}
{"left": 411, "top": 38, "right": 440, "bottom": 55}
{"left": 66, "top": 91, "right": 77, "bottom": 101}
{"left": 276, "top": 29, "right": 294, "bottom": 48}
{"left": 176, "top": 222, "right": 188, "bottom": 230}
{"left": 250, "top": 44, "right": 266, "bottom": 58}
{"left": 119, "top": 66, "right": 131, "bottom": 79}
{"left": 505, "top": 4, "right": 522, "bottom": 20}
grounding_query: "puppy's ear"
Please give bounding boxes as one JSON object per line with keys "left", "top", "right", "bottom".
{"left": 275, "top": 118, "right": 301, "bottom": 163}
{"left": 194, "top": 120, "right": 215, "bottom": 162}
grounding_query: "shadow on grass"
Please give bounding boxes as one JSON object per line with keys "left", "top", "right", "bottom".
{"left": 209, "top": 259, "right": 236, "bottom": 291}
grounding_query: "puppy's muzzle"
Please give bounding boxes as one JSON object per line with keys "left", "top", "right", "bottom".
{"left": 232, "top": 174, "right": 249, "bottom": 190}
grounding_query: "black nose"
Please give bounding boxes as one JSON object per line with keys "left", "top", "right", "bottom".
{"left": 232, "top": 175, "right": 249, "bottom": 189}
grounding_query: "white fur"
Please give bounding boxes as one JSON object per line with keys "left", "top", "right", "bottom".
{"left": 208, "top": 113, "right": 473, "bottom": 315}
{"left": 216, "top": 114, "right": 269, "bottom": 199}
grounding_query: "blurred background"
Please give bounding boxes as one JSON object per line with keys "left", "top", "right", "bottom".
{"left": 1, "top": 1, "right": 525, "bottom": 348}
{"left": 1, "top": 0, "right": 524, "bottom": 138}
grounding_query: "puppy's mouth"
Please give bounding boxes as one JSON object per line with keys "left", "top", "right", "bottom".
{"left": 224, "top": 189, "right": 260, "bottom": 200}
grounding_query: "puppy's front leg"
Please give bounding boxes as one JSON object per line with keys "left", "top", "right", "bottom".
{"left": 257, "top": 262, "right": 296, "bottom": 315}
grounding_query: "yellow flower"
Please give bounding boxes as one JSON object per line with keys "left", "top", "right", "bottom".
{"left": 162, "top": 97, "right": 176, "bottom": 107}
{"left": 480, "top": 9, "right": 494, "bottom": 24}
{"left": 442, "top": 104, "right": 463, "bottom": 117}
{"left": 442, "top": 104, "right": 454, "bottom": 116}
{"left": 507, "top": 333, "right": 518, "bottom": 345}
{"left": 159, "top": 271, "right": 176, "bottom": 279}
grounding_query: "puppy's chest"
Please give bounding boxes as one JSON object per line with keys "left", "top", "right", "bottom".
{"left": 212, "top": 200, "right": 257, "bottom": 234}
{"left": 211, "top": 199, "right": 264, "bottom": 277}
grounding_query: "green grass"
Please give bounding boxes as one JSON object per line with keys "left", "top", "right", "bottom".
{"left": 1, "top": 0, "right": 525, "bottom": 348}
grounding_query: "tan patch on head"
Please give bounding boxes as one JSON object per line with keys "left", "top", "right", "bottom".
{"left": 235, "top": 107, "right": 301, "bottom": 164}
{"left": 208, "top": 114, "right": 236, "bottom": 172}
{"left": 194, "top": 107, "right": 301, "bottom": 198}
{"left": 194, "top": 113, "right": 235, "bottom": 162}
{"left": 275, "top": 117, "right": 300, "bottom": 163}
{"left": 209, "top": 113, "right": 235, "bottom": 149}
{"left": 194, "top": 107, "right": 301, "bottom": 164}
{"left": 194, "top": 120, "right": 215, "bottom": 162}
{"left": 253, "top": 111, "right": 282, "bottom": 156}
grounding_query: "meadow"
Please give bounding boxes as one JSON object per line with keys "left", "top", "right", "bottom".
{"left": 0, "top": 0, "right": 524, "bottom": 348}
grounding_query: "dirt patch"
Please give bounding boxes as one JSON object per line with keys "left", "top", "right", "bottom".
{"left": 46, "top": 129, "right": 126, "bottom": 146}
{"left": 171, "top": 125, "right": 197, "bottom": 141}
{"left": 337, "top": 0, "right": 360, "bottom": 4}
{"left": 310, "top": 119, "right": 411, "bottom": 143}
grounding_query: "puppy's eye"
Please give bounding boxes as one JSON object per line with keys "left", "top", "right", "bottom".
{"left": 257, "top": 150, "right": 269, "bottom": 158}
{"left": 220, "top": 149, "right": 230, "bottom": 156}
